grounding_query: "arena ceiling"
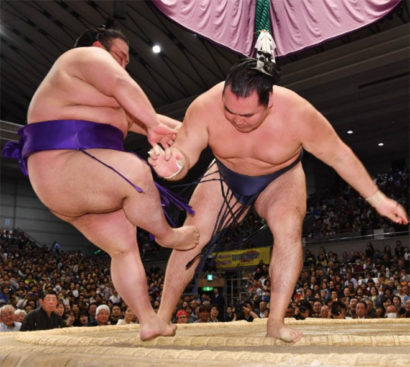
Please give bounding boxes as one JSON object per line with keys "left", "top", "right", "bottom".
{"left": 0, "top": 0, "right": 409, "bottom": 179}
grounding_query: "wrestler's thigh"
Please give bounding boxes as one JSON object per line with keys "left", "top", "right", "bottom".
{"left": 254, "top": 164, "right": 306, "bottom": 238}
{"left": 28, "top": 149, "right": 152, "bottom": 216}
{"left": 66, "top": 209, "right": 138, "bottom": 255}
{"left": 184, "top": 162, "right": 238, "bottom": 246}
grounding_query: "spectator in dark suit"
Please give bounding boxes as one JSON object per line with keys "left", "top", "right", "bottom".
{"left": 20, "top": 291, "right": 65, "bottom": 331}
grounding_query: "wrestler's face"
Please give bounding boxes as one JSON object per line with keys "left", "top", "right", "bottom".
{"left": 222, "top": 86, "right": 272, "bottom": 133}
{"left": 108, "top": 38, "right": 130, "bottom": 69}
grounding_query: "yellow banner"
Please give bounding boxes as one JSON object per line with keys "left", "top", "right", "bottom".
{"left": 213, "top": 247, "right": 271, "bottom": 269}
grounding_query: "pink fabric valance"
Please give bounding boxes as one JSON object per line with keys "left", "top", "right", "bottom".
{"left": 152, "top": 0, "right": 401, "bottom": 57}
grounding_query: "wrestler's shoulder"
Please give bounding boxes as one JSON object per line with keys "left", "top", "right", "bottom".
{"left": 186, "top": 84, "right": 220, "bottom": 114}
{"left": 274, "top": 85, "right": 304, "bottom": 100}
{"left": 274, "top": 86, "right": 313, "bottom": 111}
{"left": 192, "top": 83, "right": 223, "bottom": 108}
{"left": 56, "top": 47, "right": 109, "bottom": 64}
{"left": 198, "top": 82, "right": 223, "bottom": 100}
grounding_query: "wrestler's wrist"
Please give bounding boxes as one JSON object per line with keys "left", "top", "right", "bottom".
{"left": 365, "top": 190, "right": 386, "bottom": 208}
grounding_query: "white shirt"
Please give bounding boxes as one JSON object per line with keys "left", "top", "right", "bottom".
{"left": 0, "top": 321, "right": 21, "bottom": 332}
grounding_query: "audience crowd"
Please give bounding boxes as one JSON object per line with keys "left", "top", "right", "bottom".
{"left": 0, "top": 167, "right": 409, "bottom": 331}
{"left": 305, "top": 168, "right": 409, "bottom": 239}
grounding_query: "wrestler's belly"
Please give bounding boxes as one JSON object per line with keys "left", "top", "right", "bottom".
{"left": 27, "top": 102, "right": 129, "bottom": 136}
{"left": 215, "top": 151, "right": 302, "bottom": 176}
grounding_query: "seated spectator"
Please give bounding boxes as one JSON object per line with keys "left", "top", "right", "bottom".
{"left": 71, "top": 303, "right": 81, "bottom": 323}
{"left": 78, "top": 313, "right": 89, "bottom": 327}
{"left": 331, "top": 301, "right": 347, "bottom": 319}
{"left": 255, "top": 301, "right": 269, "bottom": 319}
{"left": 354, "top": 301, "right": 368, "bottom": 319}
{"left": 385, "top": 304, "right": 398, "bottom": 318}
{"left": 20, "top": 291, "right": 65, "bottom": 331}
{"left": 117, "top": 307, "right": 138, "bottom": 325}
{"left": 392, "top": 295, "right": 402, "bottom": 311}
{"left": 209, "top": 305, "right": 219, "bottom": 322}
{"left": 65, "top": 311, "right": 76, "bottom": 327}
{"left": 88, "top": 303, "right": 97, "bottom": 324}
{"left": 294, "top": 303, "right": 310, "bottom": 320}
{"left": 237, "top": 302, "right": 259, "bottom": 322}
{"left": 365, "top": 299, "right": 377, "bottom": 318}
{"left": 375, "top": 305, "right": 385, "bottom": 318}
{"left": 211, "top": 288, "right": 225, "bottom": 320}
{"left": 184, "top": 306, "right": 196, "bottom": 323}
{"left": 109, "top": 290, "right": 121, "bottom": 305}
{"left": 311, "top": 301, "right": 322, "bottom": 318}
{"left": 224, "top": 306, "right": 237, "bottom": 322}
{"left": 88, "top": 304, "right": 111, "bottom": 326}
{"left": 347, "top": 298, "right": 358, "bottom": 318}
{"left": 14, "top": 309, "right": 27, "bottom": 323}
{"left": 0, "top": 286, "right": 10, "bottom": 306}
{"left": 320, "top": 305, "right": 330, "bottom": 318}
{"left": 369, "top": 286, "right": 379, "bottom": 304}
{"left": 55, "top": 301, "right": 65, "bottom": 318}
{"left": 194, "top": 305, "right": 211, "bottom": 323}
{"left": 175, "top": 309, "right": 189, "bottom": 324}
{"left": 110, "top": 305, "right": 123, "bottom": 324}
{"left": 0, "top": 305, "right": 21, "bottom": 332}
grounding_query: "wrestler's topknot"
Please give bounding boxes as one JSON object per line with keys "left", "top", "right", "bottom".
{"left": 74, "top": 18, "right": 128, "bottom": 48}
{"left": 224, "top": 58, "right": 280, "bottom": 106}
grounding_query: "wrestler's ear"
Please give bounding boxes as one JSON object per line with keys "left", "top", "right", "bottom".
{"left": 92, "top": 40, "right": 105, "bottom": 50}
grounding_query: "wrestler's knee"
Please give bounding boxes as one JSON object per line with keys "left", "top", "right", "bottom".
{"left": 267, "top": 208, "right": 304, "bottom": 240}
{"left": 126, "top": 158, "right": 153, "bottom": 188}
{"left": 106, "top": 241, "right": 138, "bottom": 258}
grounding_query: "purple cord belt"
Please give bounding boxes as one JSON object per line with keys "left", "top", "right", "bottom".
{"left": 2, "top": 119, "right": 194, "bottom": 218}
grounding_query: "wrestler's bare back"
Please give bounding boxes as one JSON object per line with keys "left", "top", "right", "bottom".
{"left": 27, "top": 47, "right": 129, "bottom": 134}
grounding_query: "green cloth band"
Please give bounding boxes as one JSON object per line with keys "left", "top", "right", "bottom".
{"left": 255, "top": 0, "right": 271, "bottom": 35}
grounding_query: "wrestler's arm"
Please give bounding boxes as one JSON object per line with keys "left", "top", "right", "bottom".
{"left": 127, "top": 114, "right": 181, "bottom": 136}
{"left": 299, "top": 97, "right": 408, "bottom": 224}
{"left": 75, "top": 48, "right": 174, "bottom": 146}
{"left": 157, "top": 114, "right": 182, "bottom": 131}
{"left": 126, "top": 114, "right": 147, "bottom": 135}
{"left": 148, "top": 99, "right": 209, "bottom": 180}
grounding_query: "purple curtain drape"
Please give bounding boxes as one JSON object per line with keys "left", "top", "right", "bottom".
{"left": 152, "top": 0, "right": 401, "bottom": 57}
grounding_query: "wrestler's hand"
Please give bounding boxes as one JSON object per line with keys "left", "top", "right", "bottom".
{"left": 147, "top": 124, "right": 177, "bottom": 149}
{"left": 148, "top": 145, "right": 185, "bottom": 180}
{"left": 367, "top": 191, "right": 409, "bottom": 225}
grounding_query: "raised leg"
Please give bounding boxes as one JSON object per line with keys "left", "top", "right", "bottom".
{"left": 28, "top": 149, "right": 199, "bottom": 251}
{"left": 255, "top": 163, "right": 306, "bottom": 342}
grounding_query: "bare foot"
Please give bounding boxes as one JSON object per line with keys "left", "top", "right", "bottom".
{"left": 267, "top": 319, "right": 303, "bottom": 343}
{"left": 156, "top": 225, "right": 200, "bottom": 251}
{"left": 140, "top": 315, "right": 177, "bottom": 341}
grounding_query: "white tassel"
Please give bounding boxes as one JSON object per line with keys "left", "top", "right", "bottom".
{"left": 255, "top": 30, "right": 276, "bottom": 63}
